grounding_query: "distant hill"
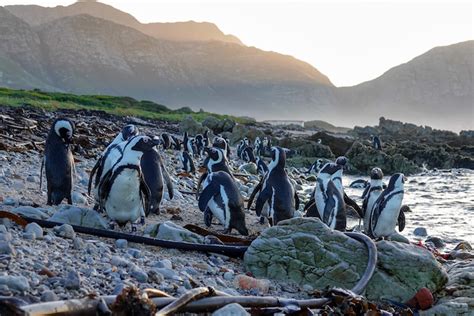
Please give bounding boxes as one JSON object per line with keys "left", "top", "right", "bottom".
{"left": 303, "top": 120, "right": 350, "bottom": 133}
{"left": 0, "top": 2, "right": 472, "bottom": 131}
{"left": 5, "top": 1, "right": 243, "bottom": 44}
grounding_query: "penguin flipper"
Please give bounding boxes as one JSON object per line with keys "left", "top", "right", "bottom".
{"left": 344, "top": 192, "right": 363, "bottom": 218}
{"left": 247, "top": 176, "right": 264, "bottom": 210}
{"left": 88, "top": 159, "right": 101, "bottom": 195}
{"left": 39, "top": 156, "right": 45, "bottom": 190}
{"left": 294, "top": 191, "right": 300, "bottom": 210}
{"left": 255, "top": 185, "right": 272, "bottom": 217}
{"left": 98, "top": 169, "right": 113, "bottom": 210}
{"left": 160, "top": 161, "right": 174, "bottom": 200}
{"left": 304, "top": 201, "right": 320, "bottom": 219}
{"left": 139, "top": 171, "right": 152, "bottom": 217}
{"left": 196, "top": 171, "right": 208, "bottom": 200}
{"left": 198, "top": 182, "right": 218, "bottom": 213}
{"left": 398, "top": 209, "right": 406, "bottom": 232}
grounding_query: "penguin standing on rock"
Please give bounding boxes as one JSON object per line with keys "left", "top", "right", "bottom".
{"left": 247, "top": 147, "right": 298, "bottom": 226}
{"left": 369, "top": 173, "right": 407, "bottom": 239}
{"left": 362, "top": 167, "right": 385, "bottom": 233}
{"left": 179, "top": 142, "right": 195, "bottom": 174}
{"left": 198, "top": 171, "right": 249, "bottom": 235}
{"left": 372, "top": 135, "right": 382, "bottom": 150}
{"left": 88, "top": 124, "right": 139, "bottom": 202}
{"left": 141, "top": 138, "right": 174, "bottom": 215}
{"left": 41, "top": 118, "right": 75, "bottom": 205}
{"left": 307, "top": 159, "right": 324, "bottom": 175}
{"left": 99, "top": 136, "right": 159, "bottom": 229}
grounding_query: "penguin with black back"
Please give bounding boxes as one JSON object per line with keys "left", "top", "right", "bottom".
{"left": 372, "top": 135, "right": 382, "bottom": 150}
{"left": 247, "top": 147, "right": 297, "bottom": 226}
{"left": 140, "top": 136, "right": 174, "bottom": 215}
{"left": 41, "top": 118, "right": 75, "bottom": 205}
{"left": 99, "top": 136, "right": 159, "bottom": 229}
{"left": 160, "top": 132, "right": 175, "bottom": 150}
{"left": 178, "top": 142, "right": 196, "bottom": 174}
{"left": 196, "top": 147, "right": 233, "bottom": 199}
{"left": 255, "top": 156, "right": 268, "bottom": 176}
{"left": 362, "top": 167, "right": 385, "bottom": 233}
{"left": 369, "top": 173, "right": 407, "bottom": 239}
{"left": 199, "top": 171, "right": 249, "bottom": 235}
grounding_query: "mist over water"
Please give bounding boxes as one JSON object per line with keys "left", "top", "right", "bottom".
{"left": 344, "top": 169, "right": 474, "bottom": 250}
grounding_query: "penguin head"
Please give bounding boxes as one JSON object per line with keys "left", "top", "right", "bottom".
{"left": 335, "top": 156, "right": 348, "bottom": 167}
{"left": 53, "top": 118, "right": 74, "bottom": 144}
{"left": 213, "top": 137, "right": 227, "bottom": 151}
{"left": 319, "top": 162, "right": 343, "bottom": 178}
{"left": 204, "top": 147, "right": 224, "bottom": 164}
{"left": 243, "top": 137, "right": 250, "bottom": 146}
{"left": 129, "top": 136, "right": 160, "bottom": 152}
{"left": 268, "top": 146, "right": 286, "bottom": 170}
{"left": 121, "top": 124, "right": 139, "bottom": 141}
{"left": 370, "top": 167, "right": 384, "bottom": 180}
{"left": 389, "top": 173, "right": 406, "bottom": 189}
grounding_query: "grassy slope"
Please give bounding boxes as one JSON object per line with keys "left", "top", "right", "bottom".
{"left": 0, "top": 87, "right": 254, "bottom": 124}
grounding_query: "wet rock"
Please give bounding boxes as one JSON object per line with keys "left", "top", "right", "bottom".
{"left": 25, "top": 222, "right": 43, "bottom": 239}
{"left": 64, "top": 270, "right": 81, "bottom": 290}
{"left": 50, "top": 205, "right": 108, "bottom": 229}
{"left": 244, "top": 218, "right": 448, "bottom": 302}
{"left": 425, "top": 236, "right": 445, "bottom": 249}
{"left": 41, "top": 290, "right": 59, "bottom": 302}
{"left": 414, "top": 227, "right": 428, "bottom": 237}
{"left": 115, "top": 239, "right": 128, "bottom": 249}
{"left": 0, "top": 275, "right": 30, "bottom": 292}
{"left": 3, "top": 197, "right": 17, "bottom": 206}
{"left": 0, "top": 241, "right": 16, "bottom": 255}
{"left": 11, "top": 206, "right": 49, "bottom": 220}
{"left": 212, "top": 303, "right": 249, "bottom": 316}
{"left": 239, "top": 163, "right": 257, "bottom": 175}
{"left": 53, "top": 224, "right": 76, "bottom": 239}
{"left": 145, "top": 221, "right": 204, "bottom": 244}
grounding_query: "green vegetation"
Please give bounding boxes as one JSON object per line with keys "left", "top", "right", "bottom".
{"left": 0, "top": 87, "right": 254, "bottom": 124}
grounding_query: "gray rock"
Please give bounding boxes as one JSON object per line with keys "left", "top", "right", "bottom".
{"left": 22, "top": 232, "right": 36, "bottom": 240}
{"left": 154, "top": 259, "right": 173, "bottom": 269}
{"left": 64, "top": 270, "right": 81, "bottom": 290}
{"left": 0, "top": 275, "right": 30, "bottom": 292}
{"left": 0, "top": 232, "right": 12, "bottom": 242}
{"left": 111, "top": 256, "right": 129, "bottom": 267}
{"left": 25, "top": 222, "right": 43, "bottom": 239}
{"left": 0, "top": 225, "right": 7, "bottom": 233}
{"left": 73, "top": 237, "right": 84, "bottom": 250}
{"left": 152, "top": 268, "right": 179, "bottom": 280}
{"left": 239, "top": 163, "right": 257, "bottom": 175}
{"left": 41, "top": 290, "right": 59, "bottom": 302}
{"left": 179, "top": 116, "right": 206, "bottom": 135}
{"left": 3, "top": 197, "right": 17, "bottom": 206}
{"left": 72, "top": 192, "right": 87, "bottom": 204}
{"left": 212, "top": 303, "right": 249, "bottom": 316}
{"left": 27, "top": 175, "right": 39, "bottom": 183}
{"left": 148, "top": 270, "right": 165, "bottom": 283}
{"left": 115, "top": 239, "right": 128, "bottom": 249}
{"left": 244, "top": 218, "right": 448, "bottom": 302}
{"left": 11, "top": 206, "right": 49, "bottom": 219}
{"left": 112, "top": 282, "right": 125, "bottom": 295}
{"left": 145, "top": 221, "right": 204, "bottom": 244}
{"left": 53, "top": 224, "right": 76, "bottom": 239}
{"left": 50, "top": 205, "right": 108, "bottom": 229}
{"left": 223, "top": 271, "right": 235, "bottom": 281}
{"left": 0, "top": 242, "right": 15, "bottom": 255}
{"left": 127, "top": 248, "right": 141, "bottom": 258}
{"left": 414, "top": 227, "right": 428, "bottom": 237}
{"left": 425, "top": 236, "right": 445, "bottom": 249}
{"left": 131, "top": 269, "right": 148, "bottom": 283}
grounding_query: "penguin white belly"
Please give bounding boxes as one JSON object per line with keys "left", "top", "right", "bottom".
{"left": 207, "top": 196, "right": 228, "bottom": 228}
{"left": 374, "top": 195, "right": 403, "bottom": 237}
{"left": 327, "top": 196, "right": 338, "bottom": 229}
{"left": 314, "top": 189, "right": 326, "bottom": 220}
{"left": 105, "top": 170, "right": 142, "bottom": 224}
{"left": 364, "top": 192, "right": 382, "bottom": 232}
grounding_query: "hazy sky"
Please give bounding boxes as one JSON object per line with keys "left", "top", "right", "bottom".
{"left": 1, "top": 0, "right": 472, "bottom": 86}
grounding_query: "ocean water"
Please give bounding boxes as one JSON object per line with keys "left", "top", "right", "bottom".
{"left": 343, "top": 169, "right": 474, "bottom": 250}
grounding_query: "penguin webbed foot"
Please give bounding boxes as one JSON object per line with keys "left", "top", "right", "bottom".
{"left": 259, "top": 216, "right": 265, "bottom": 225}
{"left": 140, "top": 216, "right": 145, "bottom": 225}
{"left": 108, "top": 221, "right": 115, "bottom": 230}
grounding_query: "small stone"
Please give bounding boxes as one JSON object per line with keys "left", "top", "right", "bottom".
{"left": 53, "top": 224, "right": 76, "bottom": 239}
{"left": 212, "top": 303, "right": 249, "bottom": 316}
{"left": 112, "top": 282, "right": 124, "bottom": 295}
{"left": 414, "top": 227, "right": 428, "bottom": 237}
{"left": 152, "top": 268, "right": 179, "bottom": 280}
{"left": 41, "top": 290, "right": 59, "bottom": 302}
{"left": 127, "top": 248, "right": 141, "bottom": 258}
{"left": 154, "top": 259, "right": 173, "bottom": 269}
{"left": 115, "top": 239, "right": 128, "bottom": 249}
{"left": 73, "top": 237, "right": 84, "bottom": 250}
{"left": 72, "top": 192, "right": 87, "bottom": 204}
{"left": 3, "top": 197, "right": 17, "bottom": 206}
{"left": 148, "top": 270, "right": 165, "bottom": 283}
{"left": 0, "top": 242, "right": 16, "bottom": 256}
{"left": 233, "top": 275, "right": 270, "bottom": 294}
{"left": 22, "top": 232, "right": 36, "bottom": 240}
{"left": 0, "top": 275, "right": 30, "bottom": 292}
{"left": 131, "top": 269, "right": 148, "bottom": 283}
{"left": 64, "top": 270, "right": 81, "bottom": 290}
{"left": 111, "top": 256, "right": 129, "bottom": 267}
{"left": 25, "top": 222, "right": 43, "bottom": 239}
{"left": 223, "top": 271, "right": 234, "bottom": 281}
{"left": 27, "top": 175, "right": 39, "bottom": 183}
{"left": 0, "top": 233, "right": 12, "bottom": 242}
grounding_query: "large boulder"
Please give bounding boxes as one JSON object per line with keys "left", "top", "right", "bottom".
{"left": 179, "top": 116, "right": 207, "bottom": 135}
{"left": 230, "top": 125, "right": 265, "bottom": 145}
{"left": 49, "top": 205, "right": 109, "bottom": 229}
{"left": 244, "top": 218, "right": 447, "bottom": 302}
{"left": 278, "top": 137, "right": 334, "bottom": 158}
{"left": 346, "top": 141, "right": 420, "bottom": 175}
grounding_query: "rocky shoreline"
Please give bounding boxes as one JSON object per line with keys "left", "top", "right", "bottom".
{"left": 0, "top": 105, "right": 473, "bottom": 315}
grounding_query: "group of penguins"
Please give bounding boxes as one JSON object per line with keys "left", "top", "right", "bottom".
{"left": 40, "top": 118, "right": 407, "bottom": 239}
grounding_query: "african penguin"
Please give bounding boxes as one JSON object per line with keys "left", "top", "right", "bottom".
{"left": 140, "top": 139, "right": 174, "bottom": 215}
{"left": 88, "top": 124, "right": 139, "bottom": 202}
{"left": 99, "top": 136, "right": 159, "bottom": 227}
{"left": 307, "top": 159, "right": 324, "bottom": 175}
{"left": 196, "top": 147, "right": 233, "bottom": 199}
{"left": 368, "top": 173, "right": 407, "bottom": 239}
{"left": 199, "top": 171, "right": 249, "bottom": 235}
{"left": 236, "top": 140, "right": 245, "bottom": 158}
{"left": 247, "top": 147, "right": 297, "bottom": 226}
{"left": 203, "top": 130, "right": 210, "bottom": 148}
{"left": 241, "top": 146, "right": 256, "bottom": 163}
{"left": 194, "top": 134, "right": 205, "bottom": 156}
{"left": 179, "top": 143, "right": 196, "bottom": 173}
{"left": 41, "top": 118, "right": 75, "bottom": 205}
{"left": 160, "top": 132, "right": 175, "bottom": 150}
{"left": 256, "top": 156, "right": 268, "bottom": 176}
{"left": 372, "top": 135, "right": 382, "bottom": 150}
{"left": 362, "top": 167, "right": 384, "bottom": 233}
